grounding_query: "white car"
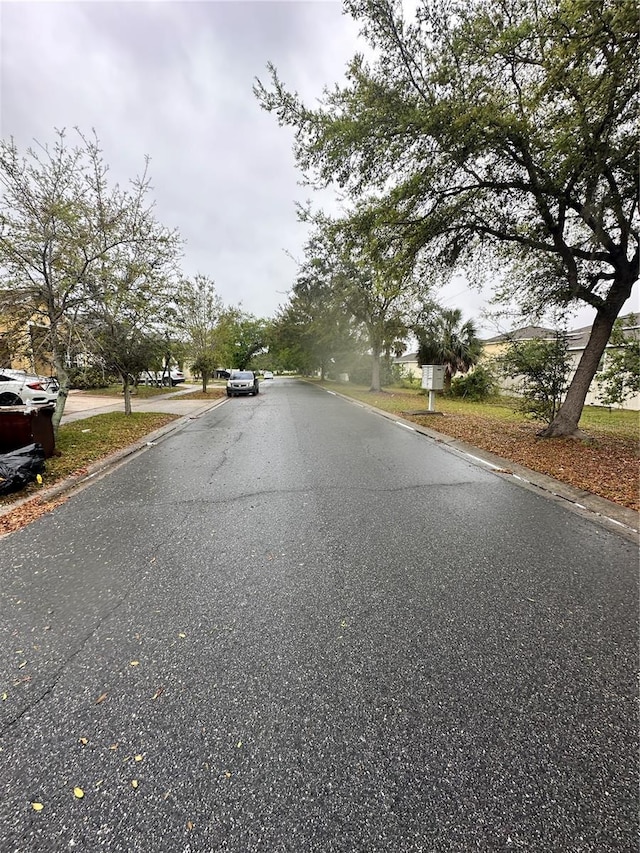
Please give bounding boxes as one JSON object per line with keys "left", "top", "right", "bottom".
{"left": 0, "top": 369, "right": 59, "bottom": 406}
{"left": 262, "top": 370, "right": 274, "bottom": 380}
{"left": 139, "top": 368, "right": 185, "bottom": 387}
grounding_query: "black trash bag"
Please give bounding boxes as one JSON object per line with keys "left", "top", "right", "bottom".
{"left": 0, "top": 443, "right": 46, "bottom": 496}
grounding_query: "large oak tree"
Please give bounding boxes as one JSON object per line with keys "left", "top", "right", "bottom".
{"left": 256, "top": 0, "right": 638, "bottom": 436}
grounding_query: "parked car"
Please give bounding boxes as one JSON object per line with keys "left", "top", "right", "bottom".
{"left": 139, "top": 368, "right": 185, "bottom": 387}
{"left": 227, "top": 370, "right": 259, "bottom": 397}
{"left": 262, "top": 370, "right": 274, "bottom": 380}
{"left": 0, "top": 369, "right": 59, "bottom": 406}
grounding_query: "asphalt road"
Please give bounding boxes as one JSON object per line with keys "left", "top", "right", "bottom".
{"left": 1, "top": 378, "right": 637, "bottom": 852}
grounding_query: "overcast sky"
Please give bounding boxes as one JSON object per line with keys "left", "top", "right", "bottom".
{"left": 1, "top": 1, "right": 636, "bottom": 340}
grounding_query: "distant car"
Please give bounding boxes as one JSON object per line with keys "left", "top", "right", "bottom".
{"left": 262, "top": 370, "right": 274, "bottom": 380}
{"left": 0, "top": 370, "right": 59, "bottom": 406}
{"left": 227, "top": 370, "right": 259, "bottom": 397}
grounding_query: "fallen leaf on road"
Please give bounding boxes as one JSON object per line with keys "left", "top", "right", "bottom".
{"left": 78, "top": 737, "right": 88, "bottom": 746}
{"left": 134, "top": 754, "right": 143, "bottom": 762}
{"left": 130, "top": 660, "right": 140, "bottom": 667}
{"left": 31, "top": 802, "right": 44, "bottom": 812}
{"left": 131, "top": 780, "right": 139, "bottom": 789}
{"left": 73, "top": 787, "right": 84, "bottom": 799}
{"left": 152, "top": 687, "right": 164, "bottom": 700}
{"left": 96, "top": 692, "right": 108, "bottom": 704}
{"left": 0, "top": 496, "right": 68, "bottom": 538}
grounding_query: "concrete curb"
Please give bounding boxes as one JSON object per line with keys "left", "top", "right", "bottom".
{"left": 0, "top": 397, "right": 227, "bottom": 521}
{"left": 317, "top": 383, "right": 639, "bottom": 543}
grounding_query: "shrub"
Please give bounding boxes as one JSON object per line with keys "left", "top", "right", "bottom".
{"left": 450, "top": 365, "right": 497, "bottom": 401}
{"left": 498, "top": 334, "right": 571, "bottom": 423}
{"left": 67, "top": 367, "right": 112, "bottom": 389}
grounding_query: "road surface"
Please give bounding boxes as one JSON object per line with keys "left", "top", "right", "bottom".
{"left": 1, "top": 378, "right": 637, "bottom": 852}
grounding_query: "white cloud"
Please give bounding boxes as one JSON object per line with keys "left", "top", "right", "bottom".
{"left": 1, "top": 1, "right": 636, "bottom": 331}
{"left": 0, "top": 0, "right": 361, "bottom": 317}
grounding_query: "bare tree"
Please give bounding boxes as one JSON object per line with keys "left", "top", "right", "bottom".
{"left": 0, "top": 128, "right": 181, "bottom": 429}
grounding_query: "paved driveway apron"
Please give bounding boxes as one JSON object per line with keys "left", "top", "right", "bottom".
{"left": 1, "top": 379, "right": 637, "bottom": 852}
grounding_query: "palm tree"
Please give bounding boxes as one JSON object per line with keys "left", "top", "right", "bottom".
{"left": 416, "top": 308, "right": 482, "bottom": 392}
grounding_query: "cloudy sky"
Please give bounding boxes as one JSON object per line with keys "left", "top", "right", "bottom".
{"left": 1, "top": 1, "right": 636, "bottom": 339}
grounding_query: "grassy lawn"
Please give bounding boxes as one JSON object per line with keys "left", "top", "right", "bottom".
{"left": 77, "top": 382, "right": 228, "bottom": 399}
{"left": 312, "top": 381, "right": 639, "bottom": 512}
{"left": 78, "top": 383, "right": 192, "bottom": 398}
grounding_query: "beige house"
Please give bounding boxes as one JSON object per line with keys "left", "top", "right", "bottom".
{"left": 394, "top": 314, "right": 640, "bottom": 410}
{"left": 481, "top": 315, "right": 640, "bottom": 410}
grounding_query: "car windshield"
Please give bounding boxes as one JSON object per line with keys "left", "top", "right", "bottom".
{"left": 232, "top": 372, "right": 254, "bottom": 380}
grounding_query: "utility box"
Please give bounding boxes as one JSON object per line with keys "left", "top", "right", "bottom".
{"left": 421, "top": 365, "right": 445, "bottom": 391}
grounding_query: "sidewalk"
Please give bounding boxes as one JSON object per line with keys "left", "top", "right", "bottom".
{"left": 61, "top": 385, "right": 219, "bottom": 423}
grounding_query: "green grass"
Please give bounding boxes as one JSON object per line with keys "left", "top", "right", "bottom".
{"left": 312, "top": 380, "right": 639, "bottom": 439}
{"left": 78, "top": 384, "right": 188, "bottom": 398}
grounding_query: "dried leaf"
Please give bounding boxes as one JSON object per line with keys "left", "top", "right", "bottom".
{"left": 134, "top": 754, "right": 143, "bottom": 762}
{"left": 186, "top": 821, "right": 194, "bottom": 831}
{"left": 31, "top": 802, "right": 44, "bottom": 812}
{"left": 130, "top": 660, "right": 140, "bottom": 667}
{"left": 178, "top": 633, "right": 186, "bottom": 639}
{"left": 79, "top": 737, "right": 88, "bottom": 746}
{"left": 96, "top": 692, "right": 108, "bottom": 704}
{"left": 131, "top": 780, "right": 139, "bottom": 789}
{"left": 109, "top": 742, "right": 119, "bottom": 750}
{"left": 73, "top": 787, "right": 84, "bottom": 799}
{"left": 152, "top": 687, "right": 164, "bottom": 700}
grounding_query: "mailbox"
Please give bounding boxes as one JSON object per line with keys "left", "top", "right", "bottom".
{"left": 421, "top": 365, "right": 445, "bottom": 391}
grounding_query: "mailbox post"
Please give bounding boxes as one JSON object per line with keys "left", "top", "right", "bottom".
{"left": 421, "top": 365, "right": 445, "bottom": 412}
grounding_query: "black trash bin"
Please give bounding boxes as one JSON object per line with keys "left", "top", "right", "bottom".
{"left": 0, "top": 404, "right": 56, "bottom": 458}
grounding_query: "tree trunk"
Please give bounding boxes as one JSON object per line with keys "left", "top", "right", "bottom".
{"left": 51, "top": 334, "right": 69, "bottom": 435}
{"left": 370, "top": 350, "right": 382, "bottom": 392}
{"left": 539, "top": 304, "right": 621, "bottom": 438}
{"left": 122, "top": 376, "right": 132, "bottom": 415}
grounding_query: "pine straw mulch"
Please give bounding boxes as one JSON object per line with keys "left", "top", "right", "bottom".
{"left": 406, "top": 411, "right": 639, "bottom": 511}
